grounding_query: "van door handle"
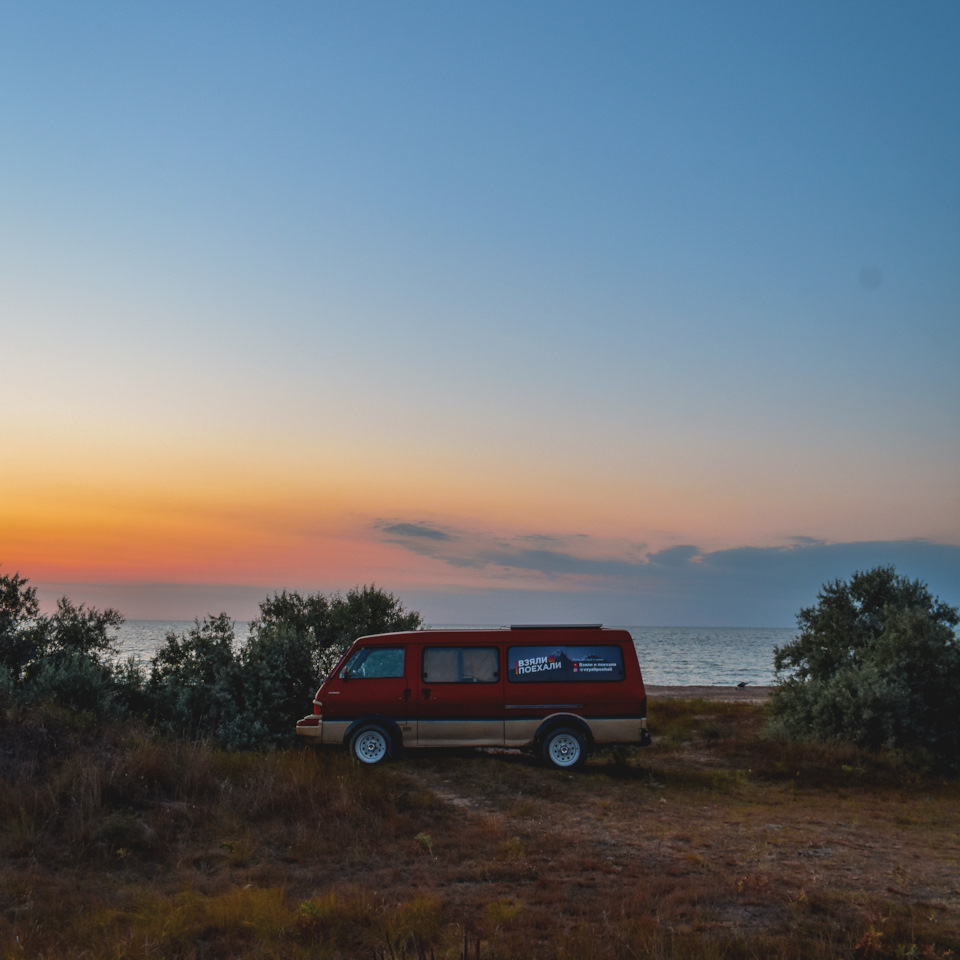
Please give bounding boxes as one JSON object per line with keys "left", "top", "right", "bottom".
{"left": 422, "top": 688, "right": 431, "bottom": 700}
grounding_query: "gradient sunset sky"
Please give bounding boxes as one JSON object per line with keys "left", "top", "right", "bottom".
{"left": 2, "top": 2, "right": 958, "bottom": 626}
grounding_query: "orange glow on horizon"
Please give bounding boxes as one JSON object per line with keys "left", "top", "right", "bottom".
{"left": 5, "top": 415, "right": 957, "bottom": 599}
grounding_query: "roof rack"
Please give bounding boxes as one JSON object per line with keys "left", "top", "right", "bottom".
{"left": 510, "top": 623, "right": 603, "bottom": 630}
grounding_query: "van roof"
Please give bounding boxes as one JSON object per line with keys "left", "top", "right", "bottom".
{"left": 510, "top": 623, "right": 604, "bottom": 630}
{"left": 351, "top": 625, "right": 626, "bottom": 645}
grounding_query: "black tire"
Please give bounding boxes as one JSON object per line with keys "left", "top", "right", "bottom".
{"left": 349, "top": 724, "right": 394, "bottom": 765}
{"left": 541, "top": 727, "right": 587, "bottom": 769}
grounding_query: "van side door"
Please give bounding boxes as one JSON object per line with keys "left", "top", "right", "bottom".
{"left": 416, "top": 645, "right": 504, "bottom": 747}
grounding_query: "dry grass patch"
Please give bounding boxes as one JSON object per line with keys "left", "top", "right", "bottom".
{"left": 2, "top": 701, "right": 958, "bottom": 959}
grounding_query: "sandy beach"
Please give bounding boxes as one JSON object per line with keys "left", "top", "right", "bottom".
{"left": 646, "top": 684, "right": 774, "bottom": 703}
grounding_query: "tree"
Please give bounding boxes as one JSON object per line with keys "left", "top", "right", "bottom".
{"left": 324, "top": 584, "right": 423, "bottom": 665}
{"left": 0, "top": 570, "right": 42, "bottom": 688}
{"left": 247, "top": 583, "right": 422, "bottom": 673}
{"left": 145, "top": 585, "right": 423, "bottom": 747}
{"left": 148, "top": 613, "right": 242, "bottom": 741}
{"left": 1, "top": 569, "right": 128, "bottom": 714}
{"left": 3, "top": 568, "right": 423, "bottom": 748}
{"left": 770, "top": 566, "right": 960, "bottom": 767}
{"left": 236, "top": 585, "right": 422, "bottom": 746}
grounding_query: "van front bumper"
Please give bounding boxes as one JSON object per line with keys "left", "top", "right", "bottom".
{"left": 296, "top": 716, "right": 350, "bottom": 744}
{"left": 296, "top": 715, "right": 323, "bottom": 739}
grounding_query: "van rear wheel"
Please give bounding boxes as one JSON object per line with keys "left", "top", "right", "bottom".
{"left": 350, "top": 724, "right": 393, "bottom": 765}
{"left": 542, "top": 727, "right": 586, "bottom": 769}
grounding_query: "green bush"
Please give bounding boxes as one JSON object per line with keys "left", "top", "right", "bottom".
{"left": 233, "top": 584, "right": 423, "bottom": 747}
{"left": 0, "top": 570, "right": 43, "bottom": 687}
{"left": 148, "top": 613, "right": 243, "bottom": 741}
{"left": 139, "top": 585, "right": 421, "bottom": 747}
{"left": 1, "top": 569, "right": 422, "bottom": 749}
{"left": 0, "top": 569, "right": 128, "bottom": 716}
{"left": 770, "top": 565, "right": 960, "bottom": 768}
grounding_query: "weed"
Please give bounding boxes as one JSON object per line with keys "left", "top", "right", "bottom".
{"left": 485, "top": 896, "right": 523, "bottom": 932}
{"left": 497, "top": 836, "right": 526, "bottom": 861}
{"left": 390, "top": 894, "right": 444, "bottom": 946}
{"left": 508, "top": 797, "right": 541, "bottom": 818}
{"left": 297, "top": 890, "right": 377, "bottom": 951}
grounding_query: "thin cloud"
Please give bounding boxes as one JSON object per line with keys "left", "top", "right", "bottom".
{"left": 38, "top": 536, "right": 960, "bottom": 627}
{"left": 474, "top": 546, "right": 648, "bottom": 580}
{"left": 381, "top": 522, "right": 664, "bottom": 584}
{"left": 411, "top": 539, "right": 960, "bottom": 626}
{"left": 647, "top": 545, "right": 702, "bottom": 566}
{"left": 374, "top": 520, "right": 960, "bottom": 625}
{"left": 787, "top": 536, "right": 828, "bottom": 548}
{"left": 511, "top": 533, "right": 590, "bottom": 544}
{"left": 374, "top": 521, "right": 645, "bottom": 580}
{"left": 377, "top": 521, "right": 454, "bottom": 541}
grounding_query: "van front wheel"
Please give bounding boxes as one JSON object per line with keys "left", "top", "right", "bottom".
{"left": 542, "top": 728, "right": 586, "bottom": 769}
{"left": 350, "top": 724, "right": 393, "bottom": 765}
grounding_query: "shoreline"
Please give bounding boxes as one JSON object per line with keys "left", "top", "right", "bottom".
{"left": 646, "top": 684, "right": 774, "bottom": 703}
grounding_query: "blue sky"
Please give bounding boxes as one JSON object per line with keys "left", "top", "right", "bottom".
{"left": 2, "top": 2, "right": 958, "bottom": 626}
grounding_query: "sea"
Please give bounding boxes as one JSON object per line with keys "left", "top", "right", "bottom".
{"left": 111, "top": 622, "right": 793, "bottom": 687}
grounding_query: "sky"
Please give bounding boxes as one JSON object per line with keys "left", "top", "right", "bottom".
{"left": 1, "top": 1, "right": 958, "bottom": 627}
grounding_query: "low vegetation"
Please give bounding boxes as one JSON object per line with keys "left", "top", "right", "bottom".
{"left": 770, "top": 566, "right": 960, "bottom": 771}
{"left": 0, "top": 569, "right": 421, "bottom": 748}
{"left": 2, "top": 563, "right": 958, "bottom": 956}
{"left": 2, "top": 699, "right": 957, "bottom": 959}
{"left": 5, "top": 563, "right": 957, "bottom": 768}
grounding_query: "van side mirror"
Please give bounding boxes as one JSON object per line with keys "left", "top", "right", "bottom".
{"left": 340, "top": 668, "right": 350, "bottom": 681}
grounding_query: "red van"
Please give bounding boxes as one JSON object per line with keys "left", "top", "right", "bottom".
{"left": 295, "top": 624, "right": 650, "bottom": 768}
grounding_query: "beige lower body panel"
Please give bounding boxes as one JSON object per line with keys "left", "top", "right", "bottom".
{"left": 301, "top": 719, "right": 504, "bottom": 748}
{"left": 578, "top": 717, "right": 647, "bottom": 746}
{"left": 305, "top": 715, "right": 647, "bottom": 750}
{"left": 414, "top": 719, "right": 503, "bottom": 747}
{"left": 504, "top": 715, "right": 644, "bottom": 748}
{"left": 320, "top": 720, "right": 351, "bottom": 746}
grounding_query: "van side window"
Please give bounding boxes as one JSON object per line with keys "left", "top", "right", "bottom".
{"left": 507, "top": 645, "right": 625, "bottom": 683}
{"left": 341, "top": 647, "right": 405, "bottom": 679}
{"left": 423, "top": 647, "right": 499, "bottom": 683}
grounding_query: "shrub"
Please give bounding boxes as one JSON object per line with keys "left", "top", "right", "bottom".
{"left": 142, "top": 586, "right": 422, "bottom": 747}
{"left": 148, "top": 614, "right": 243, "bottom": 741}
{"left": 0, "top": 569, "right": 43, "bottom": 686}
{"left": 248, "top": 584, "right": 423, "bottom": 678}
{"left": 2, "top": 569, "right": 422, "bottom": 749}
{"left": 234, "top": 584, "right": 423, "bottom": 747}
{"left": 0, "top": 570, "right": 129, "bottom": 717}
{"left": 770, "top": 566, "right": 960, "bottom": 768}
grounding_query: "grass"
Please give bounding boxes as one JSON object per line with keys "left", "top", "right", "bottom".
{"left": 1, "top": 700, "right": 957, "bottom": 959}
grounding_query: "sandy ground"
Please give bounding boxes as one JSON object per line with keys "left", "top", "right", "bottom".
{"left": 647, "top": 684, "right": 774, "bottom": 703}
